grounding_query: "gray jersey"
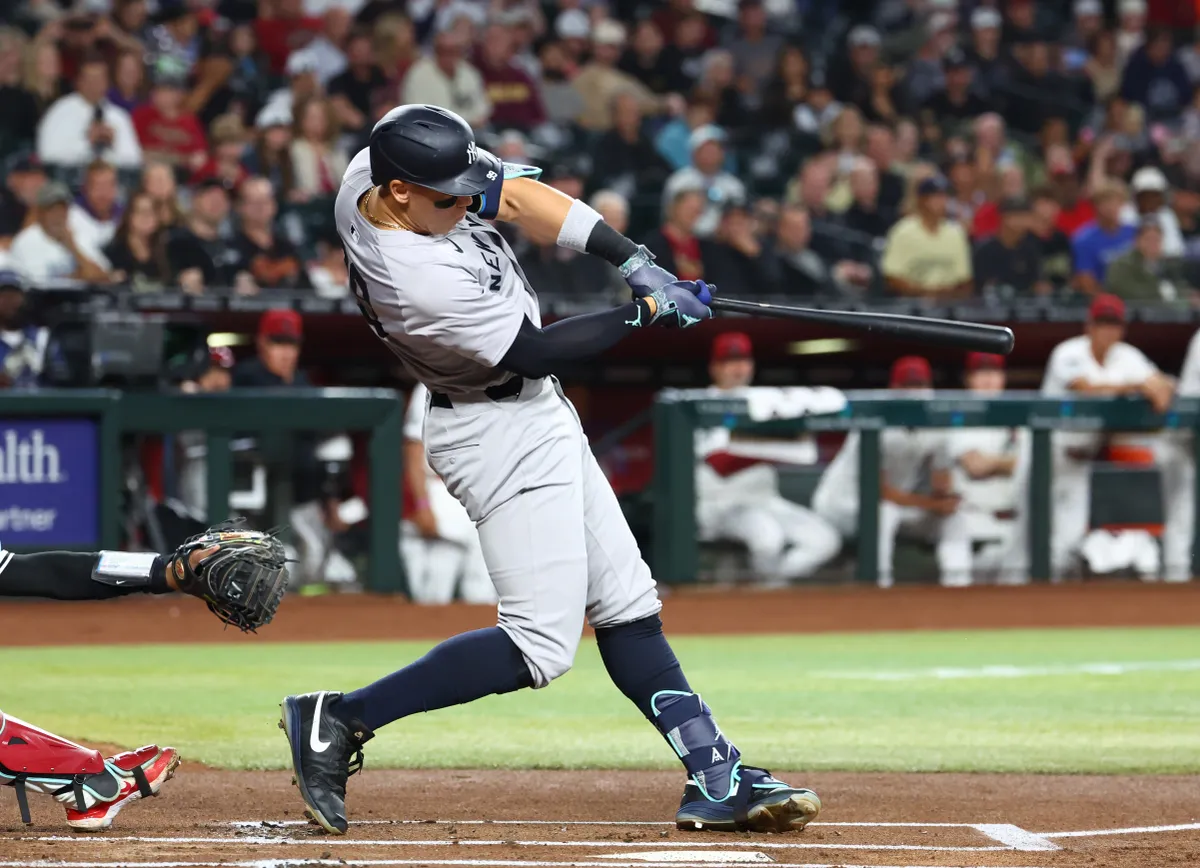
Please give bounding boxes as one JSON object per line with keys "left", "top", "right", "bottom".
{"left": 334, "top": 148, "right": 540, "bottom": 394}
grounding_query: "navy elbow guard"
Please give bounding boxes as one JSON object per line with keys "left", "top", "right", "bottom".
{"left": 469, "top": 162, "right": 543, "bottom": 219}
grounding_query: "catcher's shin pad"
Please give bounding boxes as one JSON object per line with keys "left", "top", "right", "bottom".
{"left": 175, "top": 522, "right": 290, "bottom": 632}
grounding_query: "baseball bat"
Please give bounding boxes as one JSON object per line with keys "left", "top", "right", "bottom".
{"left": 709, "top": 298, "right": 1015, "bottom": 355}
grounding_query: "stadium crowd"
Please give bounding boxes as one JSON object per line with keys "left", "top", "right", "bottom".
{"left": 0, "top": 0, "right": 1193, "bottom": 321}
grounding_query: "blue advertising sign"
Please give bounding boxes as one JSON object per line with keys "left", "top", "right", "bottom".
{"left": 0, "top": 419, "right": 98, "bottom": 546}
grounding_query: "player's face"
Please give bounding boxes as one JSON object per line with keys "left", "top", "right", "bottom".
{"left": 399, "top": 183, "right": 473, "bottom": 235}
{"left": 966, "top": 369, "right": 1005, "bottom": 394}
{"left": 710, "top": 358, "right": 754, "bottom": 389}
{"left": 1086, "top": 321, "right": 1124, "bottom": 356}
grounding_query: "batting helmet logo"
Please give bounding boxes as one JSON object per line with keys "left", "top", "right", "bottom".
{"left": 466, "top": 141, "right": 479, "bottom": 164}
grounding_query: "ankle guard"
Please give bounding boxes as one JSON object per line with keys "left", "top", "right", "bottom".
{"left": 0, "top": 712, "right": 129, "bottom": 824}
{"left": 650, "top": 691, "right": 742, "bottom": 801}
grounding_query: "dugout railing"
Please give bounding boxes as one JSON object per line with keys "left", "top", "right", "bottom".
{"left": 652, "top": 390, "right": 1200, "bottom": 584}
{"left": 0, "top": 389, "right": 405, "bottom": 593}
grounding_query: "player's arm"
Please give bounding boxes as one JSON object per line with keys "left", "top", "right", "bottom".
{"left": 0, "top": 549, "right": 178, "bottom": 600}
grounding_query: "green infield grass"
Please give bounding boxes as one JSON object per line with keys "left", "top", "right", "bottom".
{"left": 4, "top": 626, "right": 1198, "bottom": 774}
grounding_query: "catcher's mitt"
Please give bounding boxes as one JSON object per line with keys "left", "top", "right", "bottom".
{"left": 168, "top": 520, "right": 290, "bottom": 633}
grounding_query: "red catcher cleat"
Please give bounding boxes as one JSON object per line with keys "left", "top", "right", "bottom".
{"left": 65, "top": 746, "right": 181, "bottom": 832}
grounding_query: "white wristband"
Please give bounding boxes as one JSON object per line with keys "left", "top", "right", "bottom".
{"left": 556, "top": 199, "right": 603, "bottom": 252}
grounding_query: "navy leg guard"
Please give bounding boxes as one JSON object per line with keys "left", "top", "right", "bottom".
{"left": 650, "top": 690, "right": 741, "bottom": 802}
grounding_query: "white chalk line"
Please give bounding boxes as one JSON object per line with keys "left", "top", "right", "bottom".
{"left": 0, "top": 861, "right": 1052, "bottom": 868}
{"left": 223, "top": 819, "right": 984, "bottom": 829}
{"left": 17, "top": 837, "right": 1010, "bottom": 853}
{"left": 813, "top": 658, "right": 1200, "bottom": 681}
{"left": 1040, "top": 821, "right": 1200, "bottom": 838}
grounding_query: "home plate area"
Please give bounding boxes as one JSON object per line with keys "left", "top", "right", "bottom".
{"left": 6, "top": 817, "right": 1200, "bottom": 868}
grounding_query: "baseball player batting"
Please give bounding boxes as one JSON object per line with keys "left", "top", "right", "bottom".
{"left": 279, "top": 105, "right": 821, "bottom": 836}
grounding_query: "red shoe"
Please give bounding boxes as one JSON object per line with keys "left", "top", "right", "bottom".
{"left": 64, "top": 746, "right": 181, "bottom": 831}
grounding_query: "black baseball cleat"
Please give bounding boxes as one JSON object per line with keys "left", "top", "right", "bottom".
{"left": 279, "top": 691, "right": 374, "bottom": 835}
{"left": 675, "top": 766, "right": 821, "bottom": 833}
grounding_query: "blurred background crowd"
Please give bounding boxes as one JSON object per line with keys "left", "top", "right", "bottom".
{"left": 1, "top": 0, "right": 1199, "bottom": 597}
{"left": 0, "top": 0, "right": 1197, "bottom": 306}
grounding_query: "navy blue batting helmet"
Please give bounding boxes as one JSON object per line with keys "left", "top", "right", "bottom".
{"left": 369, "top": 104, "right": 502, "bottom": 197}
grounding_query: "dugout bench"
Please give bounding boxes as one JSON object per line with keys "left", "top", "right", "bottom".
{"left": 0, "top": 389, "right": 406, "bottom": 593}
{"left": 652, "top": 390, "right": 1200, "bottom": 584}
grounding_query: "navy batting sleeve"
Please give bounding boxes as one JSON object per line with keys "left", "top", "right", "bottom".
{"left": 499, "top": 301, "right": 653, "bottom": 380}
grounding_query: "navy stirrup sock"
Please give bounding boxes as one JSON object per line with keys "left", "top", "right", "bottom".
{"left": 595, "top": 615, "right": 741, "bottom": 801}
{"left": 333, "top": 627, "right": 534, "bottom": 731}
{"left": 594, "top": 614, "right": 691, "bottom": 720}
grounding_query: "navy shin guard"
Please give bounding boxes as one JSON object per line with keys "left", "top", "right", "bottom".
{"left": 650, "top": 690, "right": 741, "bottom": 801}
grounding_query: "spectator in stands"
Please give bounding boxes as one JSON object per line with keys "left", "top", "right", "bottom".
{"left": 328, "top": 28, "right": 385, "bottom": 137}
{"left": 132, "top": 58, "right": 207, "bottom": 173}
{"left": 202, "top": 23, "right": 273, "bottom": 129}
{"left": 285, "top": 7, "right": 353, "bottom": 87}
{"left": 1122, "top": 166, "right": 1185, "bottom": 257}
{"left": 655, "top": 96, "right": 718, "bottom": 171}
{"left": 554, "top": 8, "right": 592, "bottom": 65}
{"left": 922, "top": 48, "right": 990, "bottom": 141}
{"left": 694, "top": 331, "right": 841, "bottom": 585}
{"left": 1106, "top": 216, "right": 1193, "bottom": 303}
{"left": 245, "top": 106, "right": 298, "bottom": 202}
{"left": 863, "top": 124, "right": 906, "bottom": 217}
{"left": 166, "top": 178, "right": 238, "bottom": 294}
{"left": 724, "top": 0, "right": 783, "bottom": 100}
{"left": 0, "top": 268, "right": 51, "bottom": 389}
{"left": 476, "top": 21, "right": 545, "bottom": 131}
{"left": 108, "top": 49, "right": 145, "bottom": 114}
{"left": 841, "top": 157, "right": 891, "bottom": 239}
{"left": 0, "top": 29, "right": 40, "bottom": 162}
{"left": 401, "top": 24, "right": 490, "bottom": 129}
{"left": 620, "top": 19, "right": 685, "bottom": 96}
{"left": 306, "top": 235, "right": 350, "bottom": 299}
{"left": 946, "top": 352, "right": 1027, "bottom": 583}
{"left": 662, "top": 125, "right": 746, "bottom": 239}
{"left": 590, "top": 91, "right": 671, "bottom": 201}
{"left": 574, "top": 20, "right": 657, "bottom": 132}
{"left": 1120, "top": 27, "right": 1192, "bottom": 123}
{"left": 831, "top": 25, "right": 880, "bottom": 109}
{"left": 253, "top": 0, "right": 322, "bottom": 76}
{"left": 758, "top": 45, "right": 809, "bottom": 130}
{"left": 644, "top": 186, "right": 708, "bottom": 281}
{"left": 103, "top": 189, "right": 170, "bottom": 292}
{"left": 23, "top": 36, "right": 64, "bottom": 119}
{"left": 811, "top": 355, "right": 973, "bottom": 588}
{"left": 232, "top": 177, "right": 309, "bottom": 291}
{"left": 970, "top": 163, "right": 1026, "bottom": 240}
{"left": 1116, "top": 0, "right": 1148, "bottom": 66}
{"left": 68, "top": 160, "right": 122, "bottom": 251}
{"left": 758, "top": 203, "right": 837, "bottom": 295}
{"left": 1039, "top": 293, "right": 1174, "bottom": 577}
{"left": 36, "top": 52, "right": 142, "bottom": 170}
{"left": 372, "top": 13, "right": 420, "bottom": 101}
{"left": 537, "top": 39, "right": 586, "bottom": 127}
{"left": 1066, "top": 0, "right": 1106, "bottom": 52}
{"left": 10, "top": 181, "right": 111, "bottom": 284}
{"left": 0, "top": 156, "right": 46, "bottom": 246}
{"left": 1084, "top": 30, "right": 1123, "bottom": 102}
{"left": 192, "top": 114, "right": 251, "bottom": 191}
{"left": 140, "top": 161, "right": 181, "bottom": 230}
{"left": 703, "top": 199, "right": 770, "bottom": 297}
{"left": 694, "top": 49, "right": 747, "bottom": 133}
{"left": 974, "top": 197, "right": 1049, "bottom": 299}
{"left": 967, "top": 7, "right": 1008, "bottom": 100}
{"left": 666, "top": 11, "right": 714, "bottom": 89}
{"left": 517, "top": 168, "right": 621, "bottom": 298}
{"left": 1072, "top": 179, "right": 1136, "bottom": 295}
{"left": 882, "top": 174, "right": 973, "bottom": 297}
{"left": 146, "top": 2, "right": 204, "bottom": 71}
{"left": 1029, "top": 186, "right": 1074, "bottom": 290}
{"left": 289, "top": 97, "right": 347, "bottom": 201}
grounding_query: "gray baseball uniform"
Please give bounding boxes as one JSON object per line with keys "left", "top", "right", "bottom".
{"left": 335, "top": 149, "right": 661, "bottom": 686}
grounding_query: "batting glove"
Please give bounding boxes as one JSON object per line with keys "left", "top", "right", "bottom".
{"left": 639, "top": 280, "right": 714, "bottom": 329}
{"left": 621, "top": 245, "right": 681, "bottom": 299}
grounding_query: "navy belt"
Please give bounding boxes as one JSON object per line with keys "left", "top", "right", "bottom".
{"left": 430, "top": 376, "right": 524, "bottom": 409}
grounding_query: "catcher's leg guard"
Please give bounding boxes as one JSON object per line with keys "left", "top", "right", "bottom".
{"left": 0, "top": 712, "right": 106, "bottom": 824}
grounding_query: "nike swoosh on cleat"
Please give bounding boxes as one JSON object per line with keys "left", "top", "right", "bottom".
{"left": 310, "top": 692, "right": 332, "bottom": 752}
